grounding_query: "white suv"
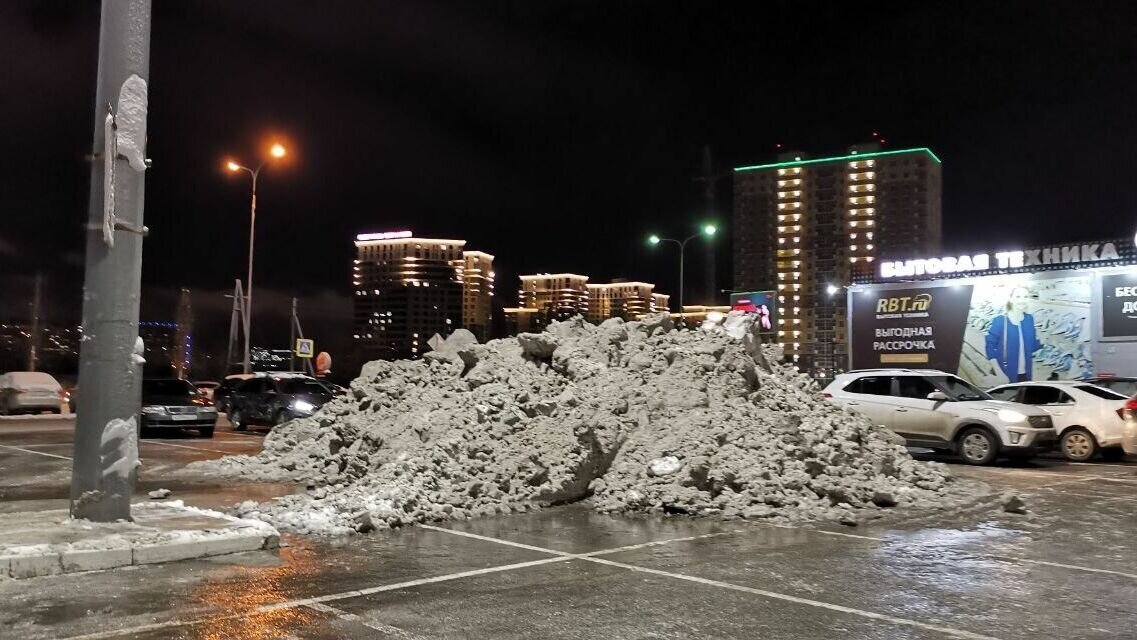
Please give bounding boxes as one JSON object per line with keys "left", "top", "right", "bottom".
{"left": 823, "top": 369, "right": 1056, "bottom": 465}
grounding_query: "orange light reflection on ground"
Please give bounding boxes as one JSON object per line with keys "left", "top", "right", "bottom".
{"left": 187, "top": 542, "right": 323, "bottom": 640}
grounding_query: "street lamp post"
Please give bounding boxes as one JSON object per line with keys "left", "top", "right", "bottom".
{"left": 226, "top": 143, "right": 285, "bottom": 374}
{"left": 648, "top": 224, "right": 716, "bottom": 323}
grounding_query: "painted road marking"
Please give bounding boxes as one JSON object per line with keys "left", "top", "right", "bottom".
{"left": 422, "top": 526, "right": 998, "bottom": 639}
{"left": 584, "top": 556, "right": 999, "bottom": 640}
{"left": 0, "top": 443, "right": 71, "bottom": 460}
{"left": 57, "top": 532, "right": 774, "bottom": 640}
{"left": 140, "top": 440, "right": 236, "bottom": 456}
{"left": 305, "top": 602, "right": 427, "bottom": 639}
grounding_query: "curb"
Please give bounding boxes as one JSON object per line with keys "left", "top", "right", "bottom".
{"left": 0, "top": 504, "right": 280, "bottom": 580}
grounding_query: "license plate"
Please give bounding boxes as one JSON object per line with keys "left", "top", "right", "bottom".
{"left": 171, "top": 414, "right": 196, "bottom": 421}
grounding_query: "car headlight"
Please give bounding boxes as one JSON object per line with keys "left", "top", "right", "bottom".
{"left": 997, "top": 409, "right": 1027, "bottom": 423}
{"left": 141, "top": 405, "right": 166, "bottom": 415}
{"left": 292, "top": 400, "right": 315, "bottom": 413}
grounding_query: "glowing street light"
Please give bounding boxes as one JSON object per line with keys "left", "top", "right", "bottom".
{"left": 646, "top": 223, "right": 717, "bottom": 324}
{"left": 224, "top": 142, "right": 287, "bottom": 373}
{"left": 826, "top": 284, "right": 840, "bottom": 296}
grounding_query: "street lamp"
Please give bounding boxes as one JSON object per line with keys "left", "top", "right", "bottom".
{"left": 647, "top": 224, "right": 717, "bottom": 323}
{"left": 225, "top": 142, "right": 286, "bottom": 373}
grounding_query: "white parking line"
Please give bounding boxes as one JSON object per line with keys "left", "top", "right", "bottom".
{"left": 584, "top": 556, "right": 999, "bottom": 640}
{"left": 422, "top": 526, "right": 997, "bottom": 639}
{"left": 1012, "top": 559, "right": 1137, "bottom": 580}
{"left": 0, "top": 443, "right": 71, "bottom": 460}
{"left": 304, "top": 602, "right": 427, "bottom": 639}
{"left": 140, "top": 440, "right": 235, "bottom": 456}
{"left": 61, "top": 556, "right": 573, "bottom": 640}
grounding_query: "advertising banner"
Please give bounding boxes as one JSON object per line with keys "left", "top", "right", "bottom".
{"left": 729, "top": 290, "right": 776, "bottom": 332}
{"left": 850, "top": 285, "right": 973, "bottom": 372}
{"left": 1101, "top": 272, "right": 1137, "bottom": 338}
{"left": 851, "top": 274, "right": 1094, "bottom": 386}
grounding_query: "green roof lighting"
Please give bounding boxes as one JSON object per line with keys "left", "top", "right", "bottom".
{"left": 733, "top": 147, "right": 941, "bottom": 173}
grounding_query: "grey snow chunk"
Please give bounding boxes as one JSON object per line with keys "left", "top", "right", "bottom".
{"left": 1002, "top": 493, "right": 1028, "bottom": 514}
{"left": 647, "top": 456, "right": 682, "bottom": 477}
{"left": 148, "top": 488, "right": 171, "bottom": 500}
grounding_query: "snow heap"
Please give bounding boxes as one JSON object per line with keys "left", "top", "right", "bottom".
{"left": 190, "top": 313, "right": 980, "bottom": 535}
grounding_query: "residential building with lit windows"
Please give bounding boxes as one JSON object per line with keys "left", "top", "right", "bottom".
{"left": 732, "top": 145, "right": 942, "bottom": 378}
{"left": 352, "top": 231, "right": 494, "bottom": 360}
{"left": 504, "top": 274, "right": 589, "bottom": 335}
{"left": 461, "top": 251, "right": 495, "bottom": 342}
{"left": 585, "top": 281, "right": 657, "bottom": 324}
{"left": 504, "top": 275, "right": 670, "bottom": 334}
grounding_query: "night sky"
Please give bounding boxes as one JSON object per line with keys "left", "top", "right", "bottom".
{"left": 3, "top": 1, "right": 1136, "bottom": 372}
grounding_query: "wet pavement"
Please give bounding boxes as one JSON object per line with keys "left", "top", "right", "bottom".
{"left": 1, "top": 417, "right": 1135, "bottom": 639}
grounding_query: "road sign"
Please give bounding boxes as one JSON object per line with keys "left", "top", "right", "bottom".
{"left": 295, "top": 338, "right": 315, "bottom": 358}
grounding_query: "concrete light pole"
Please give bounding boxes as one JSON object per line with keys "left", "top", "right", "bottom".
{"left": 71, "top": 0, "right": 153, "bottom": 522}
{"left": 648, "top": 224, "right": 717, "bottom": 323}
{"left": 225, "top": 143, "right": 285, "bottom": 374}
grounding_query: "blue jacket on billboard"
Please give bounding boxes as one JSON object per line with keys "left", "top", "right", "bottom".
{"left": 984, "top": 313, "right": 1039, "bottom": 381}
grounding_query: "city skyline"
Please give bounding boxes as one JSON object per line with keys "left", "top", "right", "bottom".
{"left": 3, "top": 2, "right": 1137, "bottom": 373}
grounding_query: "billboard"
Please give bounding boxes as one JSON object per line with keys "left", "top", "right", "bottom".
{"left": 851, "top": 273, "right": 1094, "bottom": 386}
{"left": 1101, "top": 272, "right": 1137, "bottom": 339}
{"left": 729, "top": 290, "right": 776, "bottom": 332}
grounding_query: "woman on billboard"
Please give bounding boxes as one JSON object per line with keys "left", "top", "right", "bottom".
{"left": 985, "top": 286, "right": 1040, "bottom": 382}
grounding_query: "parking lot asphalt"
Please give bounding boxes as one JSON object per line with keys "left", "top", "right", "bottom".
{"left": 0, "top": 416, "right": 1135, "bottom": 639}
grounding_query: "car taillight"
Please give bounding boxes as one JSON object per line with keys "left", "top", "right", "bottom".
{"left": 822, "top": 392, "right": 832, "bottom": 398}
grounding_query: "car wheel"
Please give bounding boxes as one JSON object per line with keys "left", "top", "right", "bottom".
{"left": 230, "top": 409, "right": 247, "bottom": 431}
{"left": 1060, "top": 428, "right": 1098, "bottom": 462}
{"left": 199, "top": 427, "right": 215, "bottom": 438}
{"left": 957, "top": 427, "right": 998, "bottom": 465}
{"left": 1101, "top": 447, "right": 1126, "bottom": 461}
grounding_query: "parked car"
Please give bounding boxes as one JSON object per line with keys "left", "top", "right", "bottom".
{"left": 1083, "top": 376, "right": 1137, "bottom": 398}
{"left": 987, "top": 381, "right": 1131, "bottom": 461}
{"left": 213, "top": 373, "right": 256, "bottom": 413}
{"left": 193, "top": 380, "right": 220, "bottom": 401}
{"left": 228, "top": 373, "right": 333, "bottom": 431}
{"left": 822, "top": 368, "right": 1056, "bottom": 465}
{"left": 0, "top": 372, "right": 63, "bottom": 415}
{"left": 140, "top": 378, "right": 218, "bottom": 438}
{"left": 1123, "top": 394, "right": 1137, "bottom": 456}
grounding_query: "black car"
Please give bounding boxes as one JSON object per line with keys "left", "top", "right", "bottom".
{"left": 213, "top": 375, "right": 254, "bottom": 413}
{"left": 140, "top": 378, "right": 218, "bottom": 438}
{"left": 1084, "top": 377, "right": 1137, "bottom": 398}
{"left": 228, "top": 374, "right": 332, "bottom": 431}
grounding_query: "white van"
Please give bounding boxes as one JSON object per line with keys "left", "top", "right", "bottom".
{"left": 0, "top": 372, "right": 63, "bottom": 415}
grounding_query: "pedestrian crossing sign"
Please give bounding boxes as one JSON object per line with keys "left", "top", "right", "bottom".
{"left": 295, "top": 338, "right": 315, "bottom": 358}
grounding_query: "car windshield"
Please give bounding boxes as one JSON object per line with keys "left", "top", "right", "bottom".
{"left": 143, "top": 379, "right": 196, "bottom": 396}
{"left": 928, "top": 376, "right": 990, "bottom": 401}
{"left": 1075, "top": 385, "right": 1130, "bottom": 400}
{"left": 280, "top": 379, "right": 330, "bottom": 395}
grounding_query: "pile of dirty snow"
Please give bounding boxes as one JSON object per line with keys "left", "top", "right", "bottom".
{"left": 188, "top": 313, "right": 989, "bottom": 535}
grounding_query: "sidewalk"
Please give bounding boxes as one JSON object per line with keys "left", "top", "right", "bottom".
{"left": 0, "top": 500, "right": 279, "bottom": 579}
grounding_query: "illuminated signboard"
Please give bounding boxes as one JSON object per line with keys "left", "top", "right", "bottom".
{"left": 356, "top": 230, "right": 414, "bottom": 241}
{"left": 878, "top": 241, "right": 1129, "bottom": 280}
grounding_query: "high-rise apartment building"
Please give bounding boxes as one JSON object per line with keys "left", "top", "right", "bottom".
{"left": 352, "top": 231, "right": 494, "bottom": 360}
{"left": 461, "top": 251, "right": 495, "bottom": 342}
{"left": 733, "top": 146, "right": 942, "bottom": 377}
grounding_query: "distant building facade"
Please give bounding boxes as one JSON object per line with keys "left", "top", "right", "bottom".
{"left": 352, "top": 231, "right": 495, "bottom": 360}
{"left": 504, "top": 274, "right": 669, "bottom": 334}
{"left": 733, "top": 145, "right": 942, "bottom": 377}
